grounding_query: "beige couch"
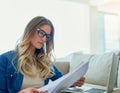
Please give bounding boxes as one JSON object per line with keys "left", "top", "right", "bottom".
{"left": 55, "top": 51, "right": 120, "bottom": 93}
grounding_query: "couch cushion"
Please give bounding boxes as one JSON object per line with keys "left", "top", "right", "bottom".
{"left": 53, "top": 61, "right": 70, "bottom": 75}
{"left": 69, "top": 52, "right": 116, "bottom": 86}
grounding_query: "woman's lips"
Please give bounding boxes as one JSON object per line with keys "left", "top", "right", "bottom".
{"left": 38, "top": 41, "right": 44, "bottom": 46}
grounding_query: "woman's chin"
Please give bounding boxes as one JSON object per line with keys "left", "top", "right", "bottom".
{"left": 36, "top": 46, "right": 43, "bottom": 49}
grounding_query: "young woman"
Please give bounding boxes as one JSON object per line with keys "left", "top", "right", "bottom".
{"left": 0, "top": 16, "right": 85, "bottom": 93}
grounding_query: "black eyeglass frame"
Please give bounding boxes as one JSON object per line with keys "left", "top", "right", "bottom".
{"left": 36, "top": 28, "right": 52, "bottom": 41}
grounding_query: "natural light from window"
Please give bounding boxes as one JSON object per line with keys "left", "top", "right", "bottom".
{"left": 104, "top": 14, "right": 120, "bottom": 52}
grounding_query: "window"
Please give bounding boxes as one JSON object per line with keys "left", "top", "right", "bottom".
{"left": 104, "top": 14, "right": 120, "bottom": 52}
{"left": 99, "top": 12, "right": 120, "bottom": 53}
{"left": 104, "top": 14, "right": 120, "bottom": 51}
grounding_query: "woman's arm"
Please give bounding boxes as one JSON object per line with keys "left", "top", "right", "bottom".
{"left": 0, "top": 55, "right": 8, "bottom": 93}
{"left": 49, "top": 64, "right": 63, "bottom": 81}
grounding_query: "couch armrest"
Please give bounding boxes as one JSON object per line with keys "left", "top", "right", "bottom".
{"left": 53, "top": 61, "right": 70, "bottom": 75}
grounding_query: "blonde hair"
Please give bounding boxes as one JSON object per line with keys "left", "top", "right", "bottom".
{"left": 15, "top": 16, "right": 54, "bottom": 79}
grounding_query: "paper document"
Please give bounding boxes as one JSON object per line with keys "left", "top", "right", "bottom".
{"left": 38, "top": 61, "right": 89, "bottom": 93}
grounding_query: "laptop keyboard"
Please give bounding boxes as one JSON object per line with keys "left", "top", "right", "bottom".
{"left": 61, "top": 87, "right": 106, "bottom": 93}
{"left": 84, "top": 88, "right": 106, "bottom": 93}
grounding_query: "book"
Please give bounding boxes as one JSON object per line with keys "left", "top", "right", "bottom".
{"left": 38, "top": 61, "right": 89, "bottom": 93}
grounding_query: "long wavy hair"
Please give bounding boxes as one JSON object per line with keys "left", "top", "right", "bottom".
{"left": 15, "top": 16, "right": 54, "bottom": 79}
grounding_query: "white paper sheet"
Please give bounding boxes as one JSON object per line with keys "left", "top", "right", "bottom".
{"left": 38, "top": 61, "right": 89, "bottom": 93}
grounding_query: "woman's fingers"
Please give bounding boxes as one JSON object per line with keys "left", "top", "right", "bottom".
{"left": 70, "top": 77, "right": 85, "bottom": 87}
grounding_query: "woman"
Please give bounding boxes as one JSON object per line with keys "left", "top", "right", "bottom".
{"left": 0, "top": 16, "right": 85, "bottom": 93}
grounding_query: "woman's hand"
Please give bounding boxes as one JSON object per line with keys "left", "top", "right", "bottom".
{"left": 70, "top": 77, "right": 85, "bottom": 87}
{"left": 18, "top": 88, "right": 47, "bottom": 93}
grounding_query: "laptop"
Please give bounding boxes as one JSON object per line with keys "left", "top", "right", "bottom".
{"left": 61, "top": 86, "right": 106, "bottom": 93}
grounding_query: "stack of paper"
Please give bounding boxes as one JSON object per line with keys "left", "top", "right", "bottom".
{"left": 38, "top": 61, "right": 89, "bottom": 93}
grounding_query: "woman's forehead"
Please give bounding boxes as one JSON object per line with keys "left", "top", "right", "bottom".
{"left": 39, "top": 24, "right": 51, "bottom": 34}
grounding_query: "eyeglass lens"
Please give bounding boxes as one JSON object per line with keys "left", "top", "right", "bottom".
{"left": 37, "top": 29, "right": 52, "bottom": 41}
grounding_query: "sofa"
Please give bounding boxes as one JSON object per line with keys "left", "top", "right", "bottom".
{"left": 54, "top": 51, "right": 120, "bottom": 93}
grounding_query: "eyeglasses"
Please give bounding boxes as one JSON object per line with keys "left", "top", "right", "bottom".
{"left": 37, "top": 28, "right": 52, "bottom": 41}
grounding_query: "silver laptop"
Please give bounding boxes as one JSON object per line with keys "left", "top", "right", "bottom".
{"left": 61, "top": 86, "right": 106, "bottom": 93}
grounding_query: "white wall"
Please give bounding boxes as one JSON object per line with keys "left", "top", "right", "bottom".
{"left": 0, "top": 0, "right": 90, "bottom": 57}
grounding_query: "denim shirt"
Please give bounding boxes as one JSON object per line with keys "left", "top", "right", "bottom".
{"left": 0, "top": 51, "right": 62, "bottom": 93}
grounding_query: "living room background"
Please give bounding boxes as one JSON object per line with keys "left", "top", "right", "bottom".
{"left": 0, "top": 0, "right": 120, "bottom": 58}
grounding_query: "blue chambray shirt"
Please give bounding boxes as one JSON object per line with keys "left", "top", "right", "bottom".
{"left": 0, "top": 50, "right": 62, "bottom": 93}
